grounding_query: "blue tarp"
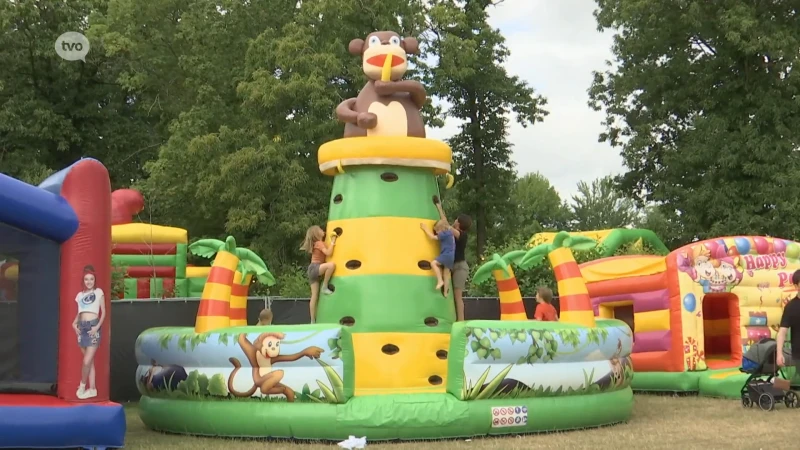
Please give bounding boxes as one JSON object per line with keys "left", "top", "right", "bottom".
{"left": 0, "top": 167, "right": 79, "bottom": 243}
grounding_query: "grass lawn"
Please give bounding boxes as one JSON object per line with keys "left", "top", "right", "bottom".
{"left": 125, "top": 394, "right": 794, "bottom": 449}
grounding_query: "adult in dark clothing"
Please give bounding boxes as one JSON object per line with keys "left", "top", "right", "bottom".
{"left": 434, "top": 198, "right": 472, "bottom": 322}
{"left": 777, "top": 269, "right": 800, "bottom": 371}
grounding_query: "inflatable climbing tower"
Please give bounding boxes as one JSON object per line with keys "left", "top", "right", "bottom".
{"left": 316, "top": 136, "right": 456, "bottom": 395}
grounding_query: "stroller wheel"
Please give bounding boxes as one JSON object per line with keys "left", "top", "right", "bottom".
{"left": 741, "top": 393, "right": 752, "bottom": 408}
{"left": 758, "top": 393, "right": 775, "bottom": 411}
{"left": 785, "top": 391, "right": 799, "bottom": 408}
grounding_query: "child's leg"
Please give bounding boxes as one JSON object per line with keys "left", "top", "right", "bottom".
{"left": 320, "top": 262, "right": 336, "bottom": 294}
{"left": 432, "top": 260, "right": 444, "bottom": 290}
{"left": 309, "top": 282, "right": 320, "bottom": 323}
{"left": 443, "top": 268, "right": 451, "bottom": 297}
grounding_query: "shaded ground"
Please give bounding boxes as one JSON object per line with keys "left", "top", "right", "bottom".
{"left": 125, "top": 394, "right": 796, "bottom": 449}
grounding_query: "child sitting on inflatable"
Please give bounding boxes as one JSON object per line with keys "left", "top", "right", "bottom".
{"left": 420, "top": 220, "right": 455, "bottom": 297}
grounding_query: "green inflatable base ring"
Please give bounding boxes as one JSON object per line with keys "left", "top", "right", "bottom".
{"left": 139, "top": 389, "right": 633, "bottom": 440}
{"left": 633, "top": 368, "right": 800, "bottom": 399}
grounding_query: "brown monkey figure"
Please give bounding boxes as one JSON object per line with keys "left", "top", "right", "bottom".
{"left": 609, "top": 338, "right": 631, "bottom": 388}
{"left": 227, "top": 332, "right": 323, "bottom": 401}
{"left": 336, "top": 31, "right": 427, "bottom": 138}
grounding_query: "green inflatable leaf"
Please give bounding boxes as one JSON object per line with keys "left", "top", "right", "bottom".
{"left": 491, "top": 253, "right": 511, "bottom": 277}
{"left": 224, "top": 235, "right": 238, "bottom": 253}
{"left": 188, "top": 239, "right": 225, "bottom": 258}
{"left": 565, "top": 236, "right": 597, "bottom": 251}
{"left": 519, "top": 244, "right": 549, "bottom": 268}
{"left": 236, "top": 248, "right": 276, "bottom": 286}
{"left": 473, "top": 257, "right": 500, "bottom": 285}
{"left": 503, "top": 250, "right": 528, "bottom": 266}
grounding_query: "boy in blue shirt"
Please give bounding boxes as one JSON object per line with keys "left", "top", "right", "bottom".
{"left": 421, "top": 219, "right": 455, "bottom": 297}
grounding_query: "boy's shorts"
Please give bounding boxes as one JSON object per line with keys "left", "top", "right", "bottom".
{"left": 452, "top": 261, "right": 469, "bottom": 290}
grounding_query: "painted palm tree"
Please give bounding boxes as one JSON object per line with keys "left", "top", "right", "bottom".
{"left": 473, "top": 250, "right": 528, "bottom": 321}
{"left": 600, "top": 229, "right": 669, "bottom": 257}
{"left": 521, "top": 231, "right": 597, "bottom": 327}
{"left": 189, "top": 236, "right": 276, "bottom": 332}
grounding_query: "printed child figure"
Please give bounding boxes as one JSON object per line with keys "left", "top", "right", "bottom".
{"left": 257, "top": 308, "right": 273, "bottom": 326}
{"left": 533, "top": 286, "right": 559, "bottom": 322}
{"left": 300, "top": 226, "right": 337, "bottom": 324}
{"left": 420, "top": 219, "right": 455, "bottom": 296}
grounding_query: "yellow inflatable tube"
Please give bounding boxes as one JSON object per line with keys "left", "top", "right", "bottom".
{"left": 318, "top": 137, "right": 452, "bottom": 176}
{"left": 186, "top": 266, "right": 212, "bottom": 278}
{"left": 112, "top": 223, "right": 188, "bottom": 244}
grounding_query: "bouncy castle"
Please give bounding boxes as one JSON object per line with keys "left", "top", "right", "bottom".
{"left": 133, "top": 31, "right": 634, "bottom": 441}
{"left": 111, "top": 189, "right": 210, "bottom": 299}
{"left": 579, "top": 236, "right": 800, "bottom": 397}
{"left": 0, "top": 159, "right": 125, "bottom": 448}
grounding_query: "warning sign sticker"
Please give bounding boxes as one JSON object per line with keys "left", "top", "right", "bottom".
{"left": 490, "top": 406, "right": 528, "bottom": 428}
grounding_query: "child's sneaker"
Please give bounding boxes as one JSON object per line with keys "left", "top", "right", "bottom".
{"left": 76, "top": 383, "right": 85, "bottom": 397}
{"left": 323, "top": 288, "right": 333, "bottom": 295}
{"left": 77, "top": 388, "right": 97, "bottom": 400}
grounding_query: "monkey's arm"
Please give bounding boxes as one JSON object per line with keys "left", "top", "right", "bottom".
{"left": 272, "top": 352, "right": 307, "bottom": 364}
{"left": 237, "top": 334, "right": 259, "bottom": 367}
{"left": 336, "top": 98, "right": 359, "bottom": 123}
{"left": 388, "top": 80, "right": 427, "bottom": 108}
{"left": 272, "top": 346, "right": 323, "bottom": 364}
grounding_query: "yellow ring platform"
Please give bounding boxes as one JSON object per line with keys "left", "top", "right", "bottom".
{"left": 318, "top": 137, "right": 452, "bottom": 175}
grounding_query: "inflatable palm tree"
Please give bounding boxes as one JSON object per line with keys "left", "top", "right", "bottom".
{"left": 522, "top": 231, "right": 597, "bottom": 327}
{"left": 190, "top": 236, "right": 275, "bottom": 332}
{"left": 600, "top": 228, "right": 670, "bottom": 256}
{"left": 473, "top": 251, "right": 528, "bottom": 320}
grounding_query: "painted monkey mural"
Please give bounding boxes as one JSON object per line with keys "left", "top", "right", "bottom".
{"left": 336, "top": 31, "right": 426, "bottom": 138}
{"left": 227, "top": 332, "right": 324, "bottom": 402}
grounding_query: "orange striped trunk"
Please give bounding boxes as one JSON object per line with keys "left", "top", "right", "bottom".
{"left": 548, "top": 247, "right": 595, "bottom": 327}
{"left": 493, "top": 265, "right": 528, "bottom": 321}
{"left": 230, "top": 271, "right": 252, "bottom": 326}
{"left": 195, "top": 250, "right": 239, "bottom": 333}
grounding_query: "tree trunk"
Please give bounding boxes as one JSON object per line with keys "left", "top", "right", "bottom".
{"left": 229, "top": 271, "right": 252, "bottom": 327}
{"left": 494, "top": 265, "right": 528, "bottom": 320}
{"left": 547, "top": 247, "right": 596, "bottom": 327}
{"left": 195, "top": 250, "right": 239, "bottom": 333}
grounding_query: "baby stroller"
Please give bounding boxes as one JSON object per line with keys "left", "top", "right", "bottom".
{"left": 740, "top": 338, "right": 798, "bottom": 411}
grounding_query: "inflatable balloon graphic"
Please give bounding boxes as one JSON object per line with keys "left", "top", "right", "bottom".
{"left": 712, "top": 240, "right": 727, "bottom": 259}
{"left": 774, "top": 239, "right": 787, "bottom": 254}
{"left": 787, "top": 242, "right": 800, "bottom": 260}
{"left": 753, "top": 236, "right": 769, "bottom": 254}
{"left": 683, "top": 293, "right": 697, "bottom": 313}
{"left": 734, "top": 237, "right": 751, "bottom": 256}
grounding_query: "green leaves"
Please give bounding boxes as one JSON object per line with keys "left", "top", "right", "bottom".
{"left": 235, "top": 248, "right": 276, "bottom": 286}
{"left": 189, "top": 239, "right": 225, "bottom": 259}
{"left": 591, "top": 0, "right": 800, "bottom": 242}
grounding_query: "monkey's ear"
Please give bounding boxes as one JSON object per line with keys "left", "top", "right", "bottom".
{"left": 403, "top": 37, "right": 420, "bottom": 54}
{"left": 349, "top": 39, "right": 365, "bottom": 55}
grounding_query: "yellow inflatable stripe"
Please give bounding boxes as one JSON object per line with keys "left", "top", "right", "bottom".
{"left": 318, "top": 137, "right": 452, "bottom": 176}
{"left": 352, "top": 332, "right": 449, "bottom": 393}
{"left": 186, "top": 267, "right": 212, "bottom": 278}
{"left": 327, "top": 217, "right": 442, "bottom": 277}
{"left": 355, "top": 386, "right": 445, "bottom": 396}
{"left": 112, "top": 223, "right": 188, "bottom": 244}
{"left": 560, "top": 310, "right": 596, "bottom": 327}
{"left": 556, "top": 277, "right": 590, "bottom": 296}
{"left": 528, "top": 230, "right": 614, "bottom": 247}
{"left": 708, "top": 370, "right": 742, "bottom": 380}
{"left": 634, "top": 309, "right": 670, "bottom": 333}
{"left": 580, "top": 257, "right": 666, "bottom": 283}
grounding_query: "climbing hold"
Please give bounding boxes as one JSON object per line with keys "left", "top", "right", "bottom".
{"left": 445, "top": 173, "right": 454, "bottom": 189}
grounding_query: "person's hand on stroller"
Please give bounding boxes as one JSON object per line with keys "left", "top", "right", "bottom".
{"left": 777, "top": 352, "right": 785, "bottom": 367}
